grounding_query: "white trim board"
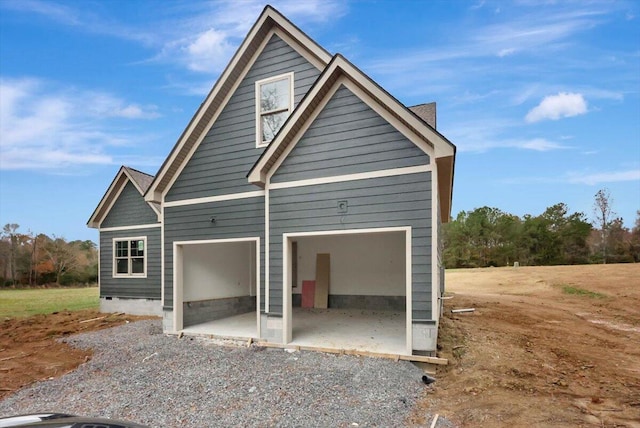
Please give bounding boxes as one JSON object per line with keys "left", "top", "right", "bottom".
{"left": 172, "top": 237, "right": 261, "bottom": 335}
{"left": 151, "top": 17, "right": 331, "bottom": 203}
{"left": 164, "top": 190, "right": 266, "bottom": 208}
{"left": 281, "top": 226, "right": 412, "bottom": 355}
{"left": 269, "top": 165, "right": 432, "bottom": 190}
{"left": 100, "top": 224, "right": 161, "bottom": 232}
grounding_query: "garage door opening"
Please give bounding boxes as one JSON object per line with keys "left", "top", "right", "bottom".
{"left": 174, "top": 238, "right": 259, "bottom": 339}
{"left": 283, "top": 228, "right": 411, "bottom": 355}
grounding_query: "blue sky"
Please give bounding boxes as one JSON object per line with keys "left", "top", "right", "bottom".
{"left": 0, "top": 0, "right": 638, "bottom": 243}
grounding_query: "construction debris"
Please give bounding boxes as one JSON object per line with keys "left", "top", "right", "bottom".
{"left": 451, "top": 308, "right": 475, "bottom": 314}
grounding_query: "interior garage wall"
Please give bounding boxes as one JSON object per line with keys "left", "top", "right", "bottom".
{"left": 182, "top": 241, "right": 255, "bottom": 302}
{"left": 294, "top": 232, "right": 405, "bottom": 296}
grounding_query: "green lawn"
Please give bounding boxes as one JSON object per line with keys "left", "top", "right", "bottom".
{"left": 0, "top": 287, "right": 99, "bottom": 318}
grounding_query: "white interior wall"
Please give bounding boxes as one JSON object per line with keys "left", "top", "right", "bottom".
{"left": 183, "top": 241, "right": 254, "bottom": 301}
{"left": 295, "top": 232, "right": 405, "bottom": 296}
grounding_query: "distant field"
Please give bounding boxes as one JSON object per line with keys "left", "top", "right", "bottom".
{"left": 0, "top": 287, "right": 99, "bottom": 318}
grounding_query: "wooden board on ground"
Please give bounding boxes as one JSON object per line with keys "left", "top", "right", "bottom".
{"left": 314, "top": 253, "right": 330, "bottom": 309}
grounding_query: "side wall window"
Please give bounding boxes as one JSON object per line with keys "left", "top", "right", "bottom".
{"left": 255, "top": 72, "right": 294, "bottom": 147}
{"left": 113, "top": 237, "right": 147, "bottom": 277}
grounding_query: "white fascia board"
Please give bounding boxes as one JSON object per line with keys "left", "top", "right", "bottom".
{"left": 122, "top": 168, "right": 161, "bottom": 219}
{"left": 164, "top": 190, "right": 265, "bottom": 208}
{"left": 88, "top": 167, "right": 127, "bottom": 228}
{"left": 269, "top": 165, "right": 432, "bottom": 191}
{"left": 122, "top": 168, "right": 146, "bottom": 195}
{"left": 335, "top": 57, "right": 455, "bottom": 159}
{"left": 145, "top": 14, "right": 272, "bottom": 204}
{"left": 148, "top": 8, "right": 331, "bottom": 204}
{"left": 92, "top": 173, "right": 130, "bottom": 229}
{"left": 250, "top": 57, "right": 449, "bottom": 186}
{"left": 99, "top": 224, "right": 161, "bottom": 232}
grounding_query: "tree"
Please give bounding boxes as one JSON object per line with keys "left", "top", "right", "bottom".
{"left": 631, "top": 211, "right": 640, "bottom": 262}
{"left": 593, "top": 189, "right": 615, "bottom": 263}
{"left": 2, "top": 223, "right": 20, "bottom": 284}
{"left": 43, "top": 236, "right": 81, "bottom": 285}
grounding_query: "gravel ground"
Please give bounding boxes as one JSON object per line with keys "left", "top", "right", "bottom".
{"left": 0, "top": 320, "right": 453, "bottom": 427}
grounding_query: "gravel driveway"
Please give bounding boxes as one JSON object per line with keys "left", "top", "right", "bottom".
{"left": 0, "top": 320, "right": 450, "bottom": 427}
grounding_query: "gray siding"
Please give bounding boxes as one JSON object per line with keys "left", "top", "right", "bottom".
{"left": 101, "top": 181, "right": 159, "bottom": 228}
{"left": 269, "top": 173, "right": 432, "bottom": 319}
{"left": 166, "top": 34, "right": 321, "bottom": 202}
{"left": 163, "top": 197, "right": 265, "bottom": 309}
{"left": 271, "top": 85, "right": 430, "bottom": 183}
{"left": 99, "top": 226, "right": 161, "bottom": 299}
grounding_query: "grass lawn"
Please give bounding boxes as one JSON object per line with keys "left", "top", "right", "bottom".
{"left": 0, "top": 287, "right": 99, "bottom": 318}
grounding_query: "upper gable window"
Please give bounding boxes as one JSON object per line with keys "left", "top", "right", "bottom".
{"left": 256, "top": 72, "right": 294, "bottom": 147}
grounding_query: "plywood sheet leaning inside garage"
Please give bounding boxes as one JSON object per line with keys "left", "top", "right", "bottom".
{"left": 314, "top": 253, "right": 330, "bottom": 309}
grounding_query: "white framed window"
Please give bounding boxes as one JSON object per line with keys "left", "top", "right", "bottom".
{"left": 255, "top": 72, "right": 294, "bottom": 147}
{"left": 112, "top": 236, "right": 147, "bottom": 278}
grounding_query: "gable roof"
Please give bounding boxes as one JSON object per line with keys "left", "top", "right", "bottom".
{"left": 247, "top": 54, "right": 456, "bottom": 222}
{"left": 144, "top": 5, "right": 332, "bottom": 203}
{"left": 87, "top": 166, "right": 159, "bottom": 229}
{"left": 409, "top": 103, "right": 436, "bottom": 129}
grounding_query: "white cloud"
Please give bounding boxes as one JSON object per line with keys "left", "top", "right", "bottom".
{"left": 441, "top": 117, "right": 569, "bottom": 152}
{"left": 87, "top": 93, "right": 160, "bottom": 119}
{"left": 567, "top": 169, "right": 640, "bottom": 185}
{"left": 525, "top": 92, "right": 588, "bottom": 123}
{"left": 183, "top": 28, "right": 234, "bottom": 73}
{"left": 150, "top": 0, "right": 346, "bottom": 77}
{"left": 497, "top": 48, "right": 517, "bottom": 57}
{"left": 518, "top": 138, "right": 568, "bottom": 151}
{"left": 0, "top": 77, "right": 160, "bottom": 171}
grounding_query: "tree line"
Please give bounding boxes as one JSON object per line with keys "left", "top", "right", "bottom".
{"left": 444, "top": 197, "right": 640, "bottom": 269}
{"left": 0, "top": 224, "right": 98, "bottom": 287}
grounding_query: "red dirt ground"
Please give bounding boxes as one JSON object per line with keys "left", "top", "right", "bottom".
{"left": 0, "top": 310, "right": 154, "bottom": 399}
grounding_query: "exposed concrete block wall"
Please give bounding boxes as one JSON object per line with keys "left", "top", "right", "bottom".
{"left": 100, "top": 297, "right": 162, "bottom": 316}
{"left": 183, "top": 296, "right": 256, "bottom": 328}
{"left": 328, "top": 295, "right": 405, "bottom": 311}
{"left": 260, "top": 313, "right": 283, "bottom": 343}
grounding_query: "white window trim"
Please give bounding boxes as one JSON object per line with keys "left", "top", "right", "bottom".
{"left": 112, "top": 236, "right": 148, "bottom": 279}
{"left": 255, "top": 72, "right": 294, "bottom": 148}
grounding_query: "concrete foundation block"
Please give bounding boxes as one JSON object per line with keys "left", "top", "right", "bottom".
{"left": 260, "top": 313, "right": 283, "bottom": 343}
{"left": 162, "top": 310, "right": 174, "bottom": 333}
{"left": 100, "top": 297, "right": 162, "bottom": 316}
{"left": 412, "top": 320, "right": 438, "bottom": 352}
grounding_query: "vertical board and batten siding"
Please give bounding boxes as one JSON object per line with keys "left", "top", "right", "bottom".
{"left": 165, "top": 34, "right": 321, "bottom": 202}
{"left": 99, "top": 227, "right": 161, "bottom": 299}
{"left": 269, "top": 173, "right": 432, "bottom": 319}
{"left": 163, "top": 197, "right": 265, "bottom": 309}
{"left": 101, "top": 182, "right": 159, "bottom": 228}
{"left": 271, "top": 85, "right": 430, "bottom": 184}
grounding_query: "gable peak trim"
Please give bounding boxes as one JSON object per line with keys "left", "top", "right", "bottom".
{"left": 144, "top": 5, "right": 332, "bottom": 203}
{"left": 87, "top": 166, "right": 158, "bottom": 229}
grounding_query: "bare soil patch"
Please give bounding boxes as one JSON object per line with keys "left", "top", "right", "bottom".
{"left": 0, "top": 310, "right": 155, "bottom": 399}
{"left": 411, "top": 264, "right": 640, "bottom": 427}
